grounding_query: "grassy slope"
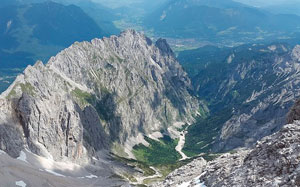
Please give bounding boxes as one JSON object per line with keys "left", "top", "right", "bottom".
{"left": 132, "top": 135, "right": 181, "bottom": 165}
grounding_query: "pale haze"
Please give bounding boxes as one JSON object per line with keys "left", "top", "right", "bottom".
{"left": 235, "top": 0, "right": 300, "bottom": 7}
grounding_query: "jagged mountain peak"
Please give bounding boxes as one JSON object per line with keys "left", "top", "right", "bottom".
{"left": 0, "top": 30, "right": 198, "bottom": 163}
{"left": 120, "top": 28, "right": 140, "bottom": 37}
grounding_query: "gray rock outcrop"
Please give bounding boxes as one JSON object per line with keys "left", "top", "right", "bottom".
{"left": 155, "top": 120, "right": 300, "bottom": 187}
{"left": 0, "top": 30, "right": 198, "bottom": 163}
{"left": 212, "top": 44, "right": 300, "bottom": 152}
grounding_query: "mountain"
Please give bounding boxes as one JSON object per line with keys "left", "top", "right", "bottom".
{"left": 0, "top": 1, "right": 104, "bottom": 64}
{"left": 0, "top": 0, "right": 120, "bottom": 35}
{"left": 144, "top": 0, "right": 300, "bottom": 44}
{"left": 24, "top": 2, "right": 104, "bottom": 46}
{"left": 154, "top": 117, "right": 300, "bottom": 186}
{"left": 177, "top": 43, "right": 300, "bottom": 156}
{"left": 92, "top": 0, "right": 169, "bottom": 10}
{"left": 51, "top": 0, "right": 120, "bottom": 35}
{"left": 234, "top": 0, "right": 298, "bottom": 8}
{"left": 264, "top": 3, "right": 300, "bottom": 16}
{"left": 0, "top": 30, "right": 198, "bottom": 184}
{"left": 0, "top": 1, "right": 118, "bottom": 93}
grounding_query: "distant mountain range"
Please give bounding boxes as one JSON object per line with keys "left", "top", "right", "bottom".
{"left": 264, "top": 3, "right": 300, "bottom": 16}
{"left": 0, "top": 1, "right": 119, "bottom": 92}
{"left": 0, "top": 1, "right": 111, "bottom": 68}
{"left": 144, "top": 0, "right": 300, "bottom": 44}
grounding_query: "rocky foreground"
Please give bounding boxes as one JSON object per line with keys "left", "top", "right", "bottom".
{"left": 154, "top": 119, "right": 300, "bottom": 187}
{"left": 0, "top": 149, "right": 131, "bottom": 187}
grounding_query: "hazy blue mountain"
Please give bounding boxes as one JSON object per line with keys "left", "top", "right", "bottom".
{"left": 0, "top": 1, "right": 117, "bottom": 93}
{"left": 144, "top": 0, "right": 300, "bottom": 44}
{"left": 0, "top": 1, "right": 107, "bottom": 65}
{"left": 264, "top": 3, "right": 300, "bottom": 16}
{"left": 24, "top": 2, "right": 103, "bottom": 46}
{"left": 234, "top": 0, "right": 297, "bottom": 7}
{"left": 50, "top": 0, "right": 120, "bottom": 35}
{"left": 0, "top": 0, "right": 121, "bottom": 34}
{"left": 92, "top": 0, "right": 169, "bottom": 10}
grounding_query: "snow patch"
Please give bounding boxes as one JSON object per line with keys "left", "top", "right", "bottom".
{"left": 195, "top": 182, "right": 206, "bottom": 187}
{"left": 17, "top": 151, "right": 28, "bottom": 163}
{"left": 44, "top": 169, "right": 66, "bottom": 177}
{"left": 33, "top": 149, "right": 82, "bottom": 172}
{"left": 86, "top": 174, "right": 98, "bottom": 179}
{"left": 177, "top": 177, "right": 206, "bottom": 187}
{"left": 92, "top": 157, "right": 98, "bottom": 160}
{"left": 194, "top": 177, "right": 206, "bottom": 187}
{"left": 0, "top": 149, "right": 6, "bottom": 155}
{"left": 178, "top": 181, "right": 190, "bottom": 187}
{"left": 16, "top": 181, "right": 26, "bottom": 187}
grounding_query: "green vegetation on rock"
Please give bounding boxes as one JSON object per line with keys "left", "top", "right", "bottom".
{"left": 71, "top": 87, "right": 94, "bottom": 107}
{"left": 183, "top": 108, "right": 232, "bottom": 157}
{"left": 133, "top": 135, "right": 180, "bottom": 165}
{"left": 113, "top": 154, "right": 156, "bottom": 177}
{"left": 20, "top": 82, "right": 36, "bottom": 96}
{"left": 122, "top": 173, "right": 137, "bottom": 183}
{"left": 112, "top": 142, "right": 129, "bottom": 158}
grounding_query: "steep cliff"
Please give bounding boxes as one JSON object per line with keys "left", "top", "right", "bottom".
{"left": 0, "top": 30, "right": 198, "bottom": 164}
{"left": 214, "top": 44, "right": 300, "bottom": 152}
{"left": 180, "top": 43, "right": 300, "bottom": 155}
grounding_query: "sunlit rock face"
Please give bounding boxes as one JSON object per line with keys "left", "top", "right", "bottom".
{"left": 0, "top": 30, "right": 198, "bottom": 163}
{"left": 213, "top": 44, "right": 300, "bottom": 152}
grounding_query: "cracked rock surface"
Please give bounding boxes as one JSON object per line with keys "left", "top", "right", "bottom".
{"left": 0, "top": 29, "right": 198, "bottom": 163}
{"left": 155, "top": 120, "right": 300, "bottom": 187}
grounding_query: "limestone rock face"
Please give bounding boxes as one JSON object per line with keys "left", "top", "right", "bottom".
{"left": 152, "top": 157, "right": 207, "bottom": 187}
{"left": 155, "top": 121, "right": 300, "bottom": 187}
{"left": 0, "top": 30, "right": 198, "bottom": 163}
{"left": 212, "top": 44, "right": 300, "bottom": 152}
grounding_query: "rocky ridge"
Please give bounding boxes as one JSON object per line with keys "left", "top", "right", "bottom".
{"left": 182, "top": 43, "right": 300, "bottom": 153}
{"left": 154, "top": 119, "right": 300, "bottom": 187}
{"left": 0, "top": 29, "right": 198, "bottom": 164}
{"left": 214, "top": 44, "right": 300, "bottom": 152}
